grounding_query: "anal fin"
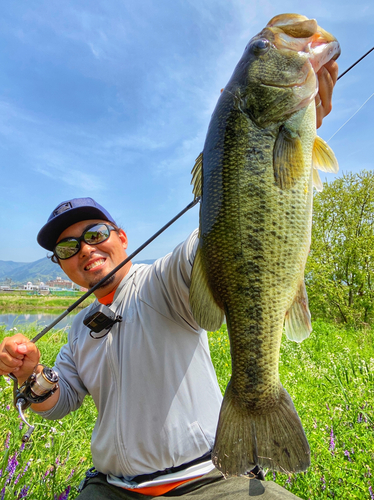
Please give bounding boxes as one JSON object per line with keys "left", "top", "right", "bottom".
{"left": 284, "top": 280, "right": 312, "bottom": 342}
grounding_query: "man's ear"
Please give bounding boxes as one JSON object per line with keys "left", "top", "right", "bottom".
{"left": 118, "top": 230, "right": 128, "bottom": 250}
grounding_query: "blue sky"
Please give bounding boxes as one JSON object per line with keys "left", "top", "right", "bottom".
{"left": 0, "top": 0, "right": 373, "bottom": 263}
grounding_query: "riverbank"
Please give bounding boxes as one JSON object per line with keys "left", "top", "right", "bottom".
{"left": 0, "top": 293, "right": 95, "bottom": 312}
{"left": 1, "top": 321, "right": 373, "bottom": 498}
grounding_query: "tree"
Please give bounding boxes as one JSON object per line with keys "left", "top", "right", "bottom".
{"left": 305, "top": 170, "right": 374, "bottom": 326}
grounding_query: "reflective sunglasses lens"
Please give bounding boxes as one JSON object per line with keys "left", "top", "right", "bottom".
{"left": 84, "top": 224, "right": 111, "bottom": 245}
{"left": 55, "top": 239, "right": 80, "bottom": 259}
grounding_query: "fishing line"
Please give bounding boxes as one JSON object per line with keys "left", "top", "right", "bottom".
{"left": 325, "top": 47, "right": 374, "bottom": 142}
{"left": 327, "top": 92, "right": 374, "bottom": 143}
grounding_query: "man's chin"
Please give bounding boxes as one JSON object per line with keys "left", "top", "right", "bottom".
{"left": 88, "top": 273, "right": 116, "bottom": 291}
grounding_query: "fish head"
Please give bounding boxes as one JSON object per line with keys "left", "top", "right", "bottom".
{"left": 228, "top": 14, "right": 340, "bottom": 127}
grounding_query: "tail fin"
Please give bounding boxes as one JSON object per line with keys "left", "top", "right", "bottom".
{"left": 212, "top": 382, "right": 310, "bottom": 476}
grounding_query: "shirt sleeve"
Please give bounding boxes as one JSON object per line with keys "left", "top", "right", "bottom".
{"left": 32, "top": 313, "right": 89, "bottom": 420}
{"left": 135, "top": 229, "right": 201, "bottom": 331}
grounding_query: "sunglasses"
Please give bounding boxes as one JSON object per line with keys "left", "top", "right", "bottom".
{"left": 53, "top": 223, "right": 116, "bottom": 260}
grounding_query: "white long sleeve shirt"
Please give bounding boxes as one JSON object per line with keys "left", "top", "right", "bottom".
{"left": 36, "top": 230, "right": 223, "bottom": 480}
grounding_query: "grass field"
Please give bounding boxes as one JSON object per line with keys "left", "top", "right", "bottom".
{"left": 0, "top": 294, "right": 96, "bottom": 312}
{"left": 0, "top": 320, "right": 373, "bottom": 499}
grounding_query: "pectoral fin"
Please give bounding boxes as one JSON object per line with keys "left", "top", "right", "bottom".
{"left": 190, "top": 246, "right": 224, "bottom": 331}
{"left": 284, "top": 280, "right": 312, "bottom": 342}
{"left": 191, "top": 152, "right": 203, "bottom": 199}
{"left": 273, "top": 126, "right": 304, "bottom": 189}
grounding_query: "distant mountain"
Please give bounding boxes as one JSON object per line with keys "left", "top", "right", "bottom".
{"left": 0, "top": 261, "right": 28, "bottom": 278}
{"left": 0, "top": 258, "right": 69, "bottom": 284}
{"left": 0, "top": 257, "right": 156, "bottom": 285}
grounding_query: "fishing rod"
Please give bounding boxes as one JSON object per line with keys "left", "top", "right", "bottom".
{"left": 326, "top": 46, "right": 374, "bottom": 142}
{"left": 9, "top": 46, "right": 374, "bottom": 442}
{"left": 10, "top": 196, "right": 200, "bottom": 442}
{"left": 337, "top": 47, "right": 374, "bottom": 80}
{"left": 14, "top": 48, "right": 374, "bottom": 347}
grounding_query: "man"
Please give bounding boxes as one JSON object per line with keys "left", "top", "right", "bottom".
{"left": 0, "top": 61, "right": 338, "bottom": 499}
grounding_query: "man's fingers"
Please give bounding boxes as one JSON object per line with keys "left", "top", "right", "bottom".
{"left": 315, "top": 60, "right": 338, "bottom": 129}
{"left": 0, "top": 334, "right": 40, "bottom": 377}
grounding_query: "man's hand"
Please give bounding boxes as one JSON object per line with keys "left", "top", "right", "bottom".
{"left": 0, "top": 333, "right": 40, "bottom": 383}
{"left": 316, "top": 59, "right": 339, "bottom": 129}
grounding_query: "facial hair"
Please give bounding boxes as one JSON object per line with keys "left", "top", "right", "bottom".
{"left": 88, "top": 273, "right": 116, "bottom": 290}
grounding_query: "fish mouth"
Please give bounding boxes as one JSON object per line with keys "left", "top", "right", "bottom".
{"left": 254, "top": 15, "right": 340, "bottom": 120}
{"left": 265, "top": 14, "right": 341, "bottom": 71}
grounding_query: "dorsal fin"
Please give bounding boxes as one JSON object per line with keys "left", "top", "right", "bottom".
{"left": 191, "top": 152, "right": 203, "bottom": 199}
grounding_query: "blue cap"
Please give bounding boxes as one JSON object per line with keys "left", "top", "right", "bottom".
{"left": 37, "top": 197, "right": 117, "bottom": 251}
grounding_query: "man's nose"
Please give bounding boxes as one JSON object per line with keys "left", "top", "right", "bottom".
{"left": 79, "top": 241, "right": 94, "bottom": 258}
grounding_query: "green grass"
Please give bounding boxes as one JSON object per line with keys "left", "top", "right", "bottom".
{"left": 0, "top": 321, "right": 373, "bottom": 499}
{"left": 0, "top": 294, "right": 95, "bottom": 312}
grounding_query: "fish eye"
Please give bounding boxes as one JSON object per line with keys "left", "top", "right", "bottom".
{"left": 249, "top": 38, "right": 270, "bottom": 55}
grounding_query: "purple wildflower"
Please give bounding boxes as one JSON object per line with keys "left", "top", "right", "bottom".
{"left": 285, "top": 476, "right": 292, "bottom": 488}
{"left": 344, "top": 450, "right": 352, "bottom": 462}
{"left": 329, "top": 427, "right": 335, "bottom": 454}
{"left": 358, "top": 413, "right": 363, "bottom": 423}
{"left": 5, "top": 432, "right": 11, "bottom": 449}
{"left": 14, "top": 460, "right": 31, "bottom": 484}
{"left": 1, "top": 486, "right": 5, "bottom": 500}
{"left": 57, "top": 486, "right": 71, "bottom": 500}
{"left": 43, "top": 466, "right": 52, "bottom": 479}
{"left": 67, "top": 469, "right": 75, "bottom": 479}
{"left": 6, "top": 453, "right": 19, "bottom": 480}
{"left": 369, "top": 485, "right": 374, "bottom": 500}
{"left": 273, "top": 472, "right": 276, "bottom": 481}
{"left": 20, "top": 443, "right": 25, "bottom": 452}
{"left": 6, "top": 405, "right": 10, "bottom": 411}
{"left": 321, "top": 476, "right": 326, "bottom": 491}
{"left": 19, "top": 421, "right": 23, "bottom": 430}
{"left": 18, "top": 485, "right": 29, "bottom": 498}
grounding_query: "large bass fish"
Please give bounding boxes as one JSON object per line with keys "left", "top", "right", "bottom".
{"left": 190, "top": 14, "right": 340, "bottom": 475}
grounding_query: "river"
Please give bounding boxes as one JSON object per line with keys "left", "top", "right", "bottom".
{"left": 0, "top": 312, "right": 78, "bottom": 330}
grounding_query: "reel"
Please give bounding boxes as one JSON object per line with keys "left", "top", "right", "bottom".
{"left": 13, "top": 365, "right": 59, "bottom": 442}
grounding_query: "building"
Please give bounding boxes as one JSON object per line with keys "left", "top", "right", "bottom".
{"left": 45, "top": 276, "right": 75, "bottom": 289}
{"left": 23, "top": 282, "right": 39, "bottom": 291}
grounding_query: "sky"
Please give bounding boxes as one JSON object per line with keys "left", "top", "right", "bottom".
{"left": 0, "top": 0, "right": 373, "bottom": 263}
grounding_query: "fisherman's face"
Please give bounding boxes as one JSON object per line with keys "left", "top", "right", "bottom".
{"left": 56, "top": 219, "right": 131, "bottom": 298}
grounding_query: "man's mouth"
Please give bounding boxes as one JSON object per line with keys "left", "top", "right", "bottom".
{"left": 84, "top": 258, "right": 106, "bottom": 271}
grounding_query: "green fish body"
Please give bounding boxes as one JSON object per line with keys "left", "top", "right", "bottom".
{"left": 190, "top": 14, "right": 340, "bottom": 475}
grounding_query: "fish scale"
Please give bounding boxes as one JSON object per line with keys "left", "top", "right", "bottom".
{"left": 190, "top": 13, "right": 340, "bottom": 476}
